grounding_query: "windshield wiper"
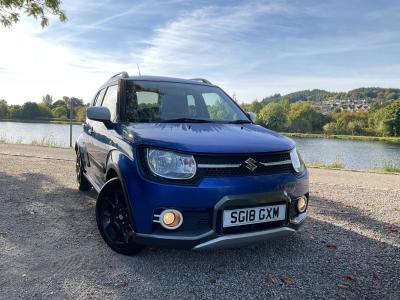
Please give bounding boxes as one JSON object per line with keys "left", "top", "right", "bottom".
{"left": 160, "top": 118, "right": 213, "bottom": 123}
{"left": 228, "top": 120, "right": 252, "bottom": 124}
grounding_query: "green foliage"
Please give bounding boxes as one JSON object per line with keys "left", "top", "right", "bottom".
{"left": 288, "top": 101, "right": 328, "bottom": 133}
{"left": 51, "top": 105, "right": 67, "bottom": 119}
{"left": 368, "top": 100, "right": 400, "bottom": 136}
{"left": 0, "top": 99, "right": 8, "bottom": 118}
{"left": 381, "top": 162, "right": 400, "bottom": 173}
{"left": 257, "top": 100, "right": 289, "bottom": 131}
{"left": 0, "top": 0, "right": 66, "bottom": 28}
{"left": 261, "top": 87, "right": 400, "bottom": 104}
{"left": 0, "top": 96, "right": 86, "bottom": 122}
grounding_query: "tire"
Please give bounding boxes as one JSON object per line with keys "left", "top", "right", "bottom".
{"left": 96, "top": 178, "right": 144, "bottom": 255}
{"left": 76, "top": 151, "right": 92, "bottom": 191}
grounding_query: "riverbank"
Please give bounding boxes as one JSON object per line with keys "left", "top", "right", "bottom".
{"left": 282, "top": 132, "right": 400, "bottom": 143}
{"left": 0, "top": 119, "right": 82, "bottom": 125}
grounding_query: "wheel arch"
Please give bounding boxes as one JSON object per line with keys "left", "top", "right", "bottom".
{"left": 103, "top": 150, "right": 137, "bottom": 230}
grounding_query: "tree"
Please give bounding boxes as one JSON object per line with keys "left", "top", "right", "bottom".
{"left": 41, "top": 94, "right": 53, "bottom": 107}
{"left": 75, "top": 105, "right": 87, "bottom": 122}
{"left": 0, "top": 99, "right": 8, "bottom": 119}
{"left": 288, "top": 101, "right": 327, "bottom": 133}
{"left": 51, "top": 105, "right": 67, "bottom": 119}
{"left": 0, "top": 0, "right": 66, "bottom": 28}
{"left": 257, "top": 101, "right": 289, "bottom": 131}
{"left": 248, "top": 100, "right": 263, "bottom": 114}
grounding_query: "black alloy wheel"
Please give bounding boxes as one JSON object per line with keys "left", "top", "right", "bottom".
{"left": 96, "top": 178, "right": 144, "bottom": 255}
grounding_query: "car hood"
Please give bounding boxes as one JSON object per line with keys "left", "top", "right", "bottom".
{"left": 124, "top": 123, "right": 295, "bottom": 153}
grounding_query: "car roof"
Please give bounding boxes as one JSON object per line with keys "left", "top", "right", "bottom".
{"left": 104, "top": 75, "right": 214, "bottom": 87}
{"left": 128, "top": 75, "right": 213, "bottom": 85}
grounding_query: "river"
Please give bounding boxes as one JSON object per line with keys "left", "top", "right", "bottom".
{"left": 1, "top": 121, "right": 399, "bottom": 170}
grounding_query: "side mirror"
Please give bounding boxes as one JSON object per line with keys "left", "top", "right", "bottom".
{"left": 87, "top": 106, "right": 111, "bottom": 122}
{"left": 247, "top": 112, "right": 257, "bottom": 123}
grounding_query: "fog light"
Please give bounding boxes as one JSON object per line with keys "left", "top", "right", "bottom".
{"left": 160, "top": 209, "right": 183, "bottom": 230}
{"left": 297, "top": 196, "right": 307, "bottom": 213}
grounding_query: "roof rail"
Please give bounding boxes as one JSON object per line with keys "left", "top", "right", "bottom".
{"left": 189, "top": 78, "right": 212, "bottom": 85}
{"left": 110, "top": 71, "right": 129, "bottom": 80}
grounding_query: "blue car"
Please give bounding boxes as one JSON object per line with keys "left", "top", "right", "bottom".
{"left": 75, "top": 72, "right": 309, "bottom": 255}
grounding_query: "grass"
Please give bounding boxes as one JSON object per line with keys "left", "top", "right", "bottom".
{"left": 0, "top": 135, "right": 66, "bottom": 148}
{"left": 307, "top": 160, "right": 345, "bottom": 169}
{"left": 381, "top": 162, "right": 400, "bottom": 173}
{"left": 282, "top": 132, "right": 400, "bottom": 144}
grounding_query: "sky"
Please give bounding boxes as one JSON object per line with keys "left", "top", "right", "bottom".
{"left": 0, "top": 0, "right": 399, "bottom": 105}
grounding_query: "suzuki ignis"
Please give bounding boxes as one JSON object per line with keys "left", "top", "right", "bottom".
{"left": 75, "top": 72, "right": 309, "bottom": 255}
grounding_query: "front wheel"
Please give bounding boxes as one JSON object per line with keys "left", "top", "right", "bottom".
{"left": 96, "top": 178, "right": 144, "bottom": 255}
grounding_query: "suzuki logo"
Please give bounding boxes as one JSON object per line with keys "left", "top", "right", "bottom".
{"left": 245, "top": 158, "right": 258, "bottom": 171}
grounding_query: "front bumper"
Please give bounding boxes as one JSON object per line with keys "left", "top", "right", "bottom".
{"left": 134, "top": 190, "right": 308, "bottom": 250}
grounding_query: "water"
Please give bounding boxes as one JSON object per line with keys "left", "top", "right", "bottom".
{"left": 0, "top": 121, "right": 83, "bottom": 147}
{"left": 292, "top": 137, "right": 400, "bottom": 170}
{"left": 1, "top": 122, "right": 399, "bottom": 170}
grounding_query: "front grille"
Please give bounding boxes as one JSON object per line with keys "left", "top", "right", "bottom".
{"left": 195, "top": 152, "right": 293, "bottom": 177}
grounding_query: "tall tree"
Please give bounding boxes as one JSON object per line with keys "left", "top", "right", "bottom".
{"left": 41, "top": 94, "right": 53, "bottom": 107}
{"left": 0, "top": 99, "right": 8, "bottom": 118}
{"left": 0, "top": 0, "right": 66, "bottom": 28}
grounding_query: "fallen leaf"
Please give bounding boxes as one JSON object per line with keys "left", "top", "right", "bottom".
{"left": 326, "top": 243, "right": 337, "bottom": 249}
{"left": 345, "top": 274, "right": 358, "bottom": 283}
{"left": 208, "top": 277, "right": 216, "bottom": 284}
{"left": 281, "top": 276, "right": 293, "bottom": 285}
{"left": 337, "top": 284, "right": 349, "bottom": 289}
{"left": 116, "top": 280, "right": 128, "bottom": 287}
{"left": 266, "top": 274, "right": 275, "bottom": 284}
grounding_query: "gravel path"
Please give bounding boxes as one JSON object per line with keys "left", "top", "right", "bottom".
{"left": 0, "top": 144, "right": 399, "bottom": 299}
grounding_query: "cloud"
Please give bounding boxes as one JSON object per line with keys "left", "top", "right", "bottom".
{"left": 133, "top": 1, "right": 291, "bottom": 75}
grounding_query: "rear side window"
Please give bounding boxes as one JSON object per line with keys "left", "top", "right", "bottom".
{"left": 101, "top": 85, "right": 118, "bottom": 121}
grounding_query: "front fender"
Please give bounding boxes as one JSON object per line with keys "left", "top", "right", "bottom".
{"left": 105, "top": 150, "right": 138, "bottom": 229}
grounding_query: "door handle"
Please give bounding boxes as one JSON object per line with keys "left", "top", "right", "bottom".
{"left": 88, "top": 128, "right": 93, "bottom": 135}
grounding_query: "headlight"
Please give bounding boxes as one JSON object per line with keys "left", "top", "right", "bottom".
{"left": 146, "top": 148, "right": 196, "bottom": 179}
{"left": 290, "top": 147, "right": 305, "bottom": 174}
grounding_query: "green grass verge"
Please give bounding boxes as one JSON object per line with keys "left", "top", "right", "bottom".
{"left": 282, "top": 132, "right": 400, "bottom": 143}
{"left": 380, "top": 162, "right": 400, "bottom": 173}
{"left": 307, "top": 160, "right": 345, "bottom": 169}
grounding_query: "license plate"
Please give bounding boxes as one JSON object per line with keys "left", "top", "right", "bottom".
{"left": 223, "top": 204, "right": 286, "bottom": 228}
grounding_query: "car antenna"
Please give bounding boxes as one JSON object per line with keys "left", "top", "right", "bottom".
{"left": 136, "top": 63, "right": 141, "bottom": 76}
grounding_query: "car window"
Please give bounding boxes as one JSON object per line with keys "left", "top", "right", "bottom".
{"left": 125, "top": 81, "right": 249, "bottom": 123}
{"left": 101, "top": 85, "right": 118, "bottom": 121}
{"left": 202, "top": 92, "right": 236, "bottom": 120}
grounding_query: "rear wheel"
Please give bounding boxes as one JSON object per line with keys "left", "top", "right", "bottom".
{"left": 96, "top": 178, "right": 144, "bottom": 255}
{"left": 76, "top": 151, "right": 91, "bottom": 191}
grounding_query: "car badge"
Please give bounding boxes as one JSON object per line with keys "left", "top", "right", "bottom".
{"left": 245, "top": 158, "right": 258, "bottom": 171}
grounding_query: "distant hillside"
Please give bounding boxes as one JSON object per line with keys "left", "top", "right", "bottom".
{"left": 260, "top": 87, "right": 400, "bottom": 113}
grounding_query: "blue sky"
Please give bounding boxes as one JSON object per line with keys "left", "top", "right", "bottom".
{"left": 0, "top": 0, "right": 399, "bottom": 104}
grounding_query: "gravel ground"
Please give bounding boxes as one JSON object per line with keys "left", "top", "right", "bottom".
{"left": 0, "top": 144, "right": 399, "bottom": 300}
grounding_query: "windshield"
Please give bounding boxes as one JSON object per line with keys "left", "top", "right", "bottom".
{"left": 125, "top": 81, "right": 250, "bottom": 123}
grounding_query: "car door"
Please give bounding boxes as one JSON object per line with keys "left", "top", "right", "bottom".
{"left": 85, "top": 87, "right": 107, "bottom": 183}
{"left": 89, "top": 84, "right": 119, "bottom": 186}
